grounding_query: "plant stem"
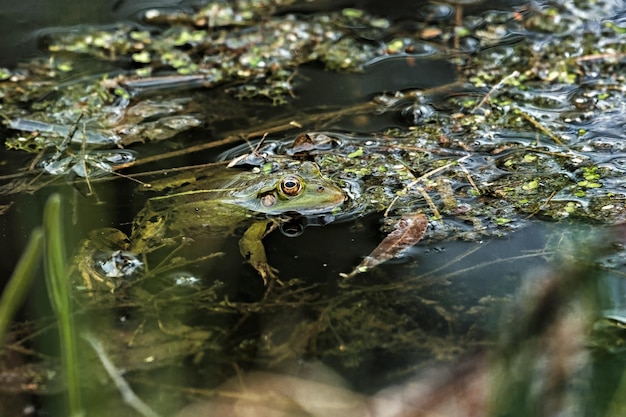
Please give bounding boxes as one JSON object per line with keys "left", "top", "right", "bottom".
{"left": 43, "top": 194, "right": 82, "bottom": 416}
{"left": 0, "top": 228, "right": 43, "bottom": 345}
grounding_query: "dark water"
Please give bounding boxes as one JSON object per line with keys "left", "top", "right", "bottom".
{"left": 1, "top": 1, "right": 626, "bottom": 416}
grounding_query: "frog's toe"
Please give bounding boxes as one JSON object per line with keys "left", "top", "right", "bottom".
{"left": 256, "top": 263, "right": 280, "bottom": 285}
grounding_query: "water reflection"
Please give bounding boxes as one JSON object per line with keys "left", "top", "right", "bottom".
{"left": 1, "top": 0, "right": 626, "bottom": 415}
{"left": 172, "top": 221, "right": 621, "bottom": 417}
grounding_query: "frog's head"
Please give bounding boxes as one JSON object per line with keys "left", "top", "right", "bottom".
{"left": 232, "top": 161, "right": 345, "bottom": 215}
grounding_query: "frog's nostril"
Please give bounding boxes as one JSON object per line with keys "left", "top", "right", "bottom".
{"left": 317, "top": 186, "right": 325, "bottom": 192}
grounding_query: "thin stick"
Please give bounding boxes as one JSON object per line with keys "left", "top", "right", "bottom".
{"left": 111, "top": 134, "right": 244, "bottom": 171}
{"left": 513, "top": 107, "right": 565, "bottom": 145}
{"left": 574, "top": 52, "right": 626, "bottom": 62}
{"left": 253, "top": 132, "right": 269, "bottom": 153}
{"left": 525, "top": 190, "right": 557, "bottom": 219}
{"left": 458, "top": 161, "right": 481, "bottom": 195}
{"left": 416, "top": 185, "right": 442, "bottom": 220}
{"left": 112, "top": 101, "right": 376, "bottom": 171}
{"left": 106, "top": 170, "right": 153, "bottom": 188}
{"left": 79, "top": 121, "right": 94, "bottom": 196}
{"left": 83, "top": 333, "right": 162, "bottom": 417}
{"left": 384, "top": 155, "right": 470, "bottom": 216}
{"left": 472, "top": 70, "right": 520, "bottom": 112}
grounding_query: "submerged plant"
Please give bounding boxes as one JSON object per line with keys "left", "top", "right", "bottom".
{"left": 42, "top": 194, "right": 82, "bottom": 416}
{"left": 0, "top": 229, "right": 42, "bottom": 345}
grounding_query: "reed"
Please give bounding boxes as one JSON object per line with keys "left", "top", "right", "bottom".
{"left": 43, "top": 194, "right": 82, "bottom": 416}
{"left": 0, "top": 228, "right": 42, "bottom": 345}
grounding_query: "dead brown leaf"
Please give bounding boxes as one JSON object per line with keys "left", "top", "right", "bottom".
{"left": 341, "top": 213, "right": 428, "bottom": 279}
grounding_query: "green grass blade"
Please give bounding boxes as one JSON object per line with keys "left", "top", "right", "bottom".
{"left": 43, "top": 194, "right": 82, "bottom": 416}
{"left": 0, "top": 228, "right": 43, "bottom": 345}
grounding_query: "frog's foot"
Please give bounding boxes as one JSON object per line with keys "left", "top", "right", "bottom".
{"left": 253, "top": 262, "right": 281, "bottom": 286}
{"left": 239, "top": 220, "right": 282, "bottom": 285}
{"left": 72, "top": 228, "right": 136, "bottom": 294}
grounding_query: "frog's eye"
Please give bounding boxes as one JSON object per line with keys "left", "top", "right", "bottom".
{"left": 261, "top": 194, "right": 276, "bottom": 207}
{"left": 280, "top": 176, "right": 302, "bottom": 197}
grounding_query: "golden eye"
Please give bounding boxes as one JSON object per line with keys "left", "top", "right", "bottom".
{"left": 280, "top": 176, "right": 302, "bottom": 196}
{"left": 261, "top": 194, "right": 276, "bottom": 207}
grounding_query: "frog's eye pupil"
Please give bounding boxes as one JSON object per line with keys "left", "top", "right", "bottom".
{"left": 261, "top": 194, "right": 276, "bottom": 207}
{"left": 281, "top": 176, "right": 302, "bottom": 196}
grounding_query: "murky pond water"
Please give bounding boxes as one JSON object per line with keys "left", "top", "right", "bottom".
{"left": 1, "top": 0, "right": 626, "bottom": 416}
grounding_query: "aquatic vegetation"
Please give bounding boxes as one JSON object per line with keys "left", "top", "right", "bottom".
{"left": 42, "top": 195, "right": 82, "bottom": 416}
{"left": 0, "top": 229, "right": 42, "bottom": 345}
{"left": 1, "top": 0, "right": 626, "bottom": 415}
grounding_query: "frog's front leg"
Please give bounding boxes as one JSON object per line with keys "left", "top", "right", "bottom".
{"left": 72, "top": 228, "right": 135, "bottom": 294}
{"left": 239, "top": 220, "right": 279, "bottom": 284}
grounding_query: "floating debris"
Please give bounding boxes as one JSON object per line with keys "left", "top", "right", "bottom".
{"left": 8, "top": 118, "right": 121, "bottom": 146}
{"left": 40, "top": 149, "right": 136, "bottom": 177}
{"left": 341, "top": 213, "right": 428, "bottom": 278}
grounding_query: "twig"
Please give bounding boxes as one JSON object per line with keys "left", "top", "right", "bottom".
{"left": 525, "top": 190, "right": 557, "bottom": 219}
{"left": 111, "top": 134, "right": 244, "bottom": 171}
{"left": 112, "top": 101, "right": 376, "bottom": 171}
{"left": 574, "top": 52, "right": 626, "bottom": 62}
{"left": 513, "top": 107, "right": 565, "bottom": 145}
{"left": 458, "top": 161, "right": 481, "bottom": 195}
{"left": 78, "top": 119, "right": 94, "bottom": 196}
{"left": 384, "top": 155, "right": 470, "bottom": 216}
{"left": 83, "top": 332, "right": 162, "bottom": 417}
{"left": 472, "top": 70, "right": 520, "bottom": 113}
{"left": 416, "top": 185, "right": 442, "bottom": 220}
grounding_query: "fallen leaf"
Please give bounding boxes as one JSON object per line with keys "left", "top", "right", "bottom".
{"left": 341, "top": 213, "right": 427, "bottom": 279}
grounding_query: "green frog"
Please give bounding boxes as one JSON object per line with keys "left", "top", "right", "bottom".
{"left": 76, "top": 161, "right": 345, "bottom": 291}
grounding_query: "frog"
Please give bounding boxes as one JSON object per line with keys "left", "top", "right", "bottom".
{"left": 76, "top": 161, "right": 345, "bottom": 291}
